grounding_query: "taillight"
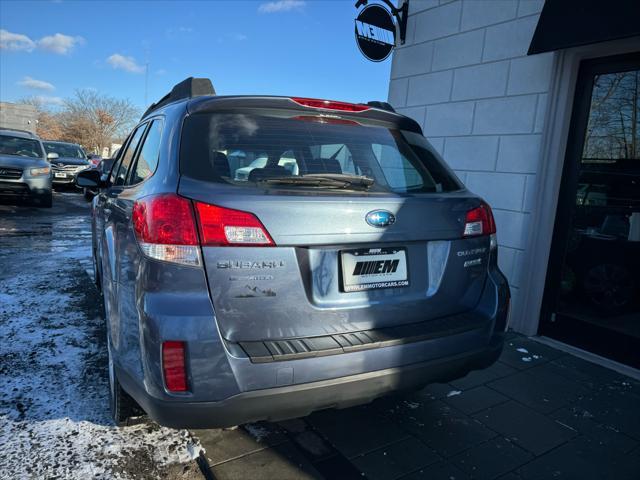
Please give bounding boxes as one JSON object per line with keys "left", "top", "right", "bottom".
{"left": 194, "top": 202, "right": 274, "bottom": 246}
{"left": 290, "top": 97, "right": 370, "bottom": 112}
{"left": 463, "top": 202, "right": 496, "bottom": 237}
{"left": 162, "top": 341, "right": 188, "bottom": 392}
{"left": 132, "top": 194, "right": 201, "bottom": 266}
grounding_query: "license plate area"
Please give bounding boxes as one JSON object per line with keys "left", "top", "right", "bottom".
{"left": 54, "top": 173, "right": 67, "bottom": 178}
{"left": 340, "top": 247, "right": 409, "bottom": 292}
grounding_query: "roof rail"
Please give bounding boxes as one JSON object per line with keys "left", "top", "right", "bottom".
{"left": 142, "top": 77, "right": 215, "bottom": 119}
{"left": 365, "top": 101, "right": 396, "bottom": 113}
{"left": 0, "top": 127, "right": 38, "bottom": 137}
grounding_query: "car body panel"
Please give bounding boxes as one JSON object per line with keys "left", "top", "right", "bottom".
{"left": 50, "top": 157, "right": 91, "bottom": 184}
{"left": 0, "top": 130, "right": 52, "bottom": 201}
{"left": 44, "top": 141, "right": 90, "bottom": 185}
{"left": 90, "top": 94, "right": 509, "bottom": 427}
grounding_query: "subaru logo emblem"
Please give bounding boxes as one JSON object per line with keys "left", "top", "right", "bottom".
{"left": 366, "top": 210, "right": 395, "bottom": 228}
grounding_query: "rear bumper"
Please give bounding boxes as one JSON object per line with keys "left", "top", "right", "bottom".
{"left": 117, "top": 333, "right": 503, "bottom": 429}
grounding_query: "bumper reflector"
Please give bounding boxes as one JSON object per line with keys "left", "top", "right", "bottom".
{"left": 162, "top": 341, "right": 188, "bottom": 392}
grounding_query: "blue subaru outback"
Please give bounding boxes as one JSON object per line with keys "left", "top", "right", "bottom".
{"left": 77, "top": 78, "right": 510, "bottom": 428}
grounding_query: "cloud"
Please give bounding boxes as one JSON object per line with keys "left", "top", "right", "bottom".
{"left": 0, "top": 29, "right": 36, "bottom": 51}
{"left": 231, "top": 33, "right": 248, "bottom": 41}
{"left": 37, "top": 33, "right": 84, "bottom": 54}
{"left": 18, "top": 76, "right": 55, "bottom": 91}
{"left": 34, "top": 95, "right": 65, "bottom": 106}
{"left": 258, "top": 0, "right": 305, "bottom": 13}
{"left": 106, "top": 54, "right": 145, "bottom": 74}
{"left": 0, "top": 29, "right": 83, "bottom": 54}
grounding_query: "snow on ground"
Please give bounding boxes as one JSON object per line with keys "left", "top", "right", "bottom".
{"left": 0, "top": 199, "right": 202, "bottom": 479}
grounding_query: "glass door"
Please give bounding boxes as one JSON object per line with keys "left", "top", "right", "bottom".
{"left": 541, "top": 53, "right": 640, "bottom": 368}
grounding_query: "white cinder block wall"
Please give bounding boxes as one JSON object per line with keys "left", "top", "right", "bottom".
{"left": 388, "top": 0, "right": 553, "bottom": 329}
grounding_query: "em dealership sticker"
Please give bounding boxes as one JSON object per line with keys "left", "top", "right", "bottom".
{"left": 355, "top": 3, "right": 396, "bottom": 62}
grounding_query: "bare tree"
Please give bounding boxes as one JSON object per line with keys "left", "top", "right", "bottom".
{"left": 17, "top": 91, "right": 139, "bottom": 152}
{"left": 59, "top": 90, "right": 139, "bottom": 153}
{"left": 583, "top": 71, "right": 640, "bottom": 161}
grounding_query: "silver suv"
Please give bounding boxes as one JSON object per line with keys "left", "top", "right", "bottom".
{"left": 0, "top": 129, "right": 52, "bottom": 207}
{"left": 77, "top": 78, "right": 510, "bottom": 428}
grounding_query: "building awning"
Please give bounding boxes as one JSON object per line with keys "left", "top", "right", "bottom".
{"left": 528, "top": 0, "right": 640, "bottom": 55}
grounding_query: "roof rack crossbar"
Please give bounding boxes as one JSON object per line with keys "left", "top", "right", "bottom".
{"left": 142, "top": 77, "right": 215, "bottom": 118}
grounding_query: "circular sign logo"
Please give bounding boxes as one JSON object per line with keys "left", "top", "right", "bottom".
{"left": 355, "top": 4, "right": 396, "bottom": 62}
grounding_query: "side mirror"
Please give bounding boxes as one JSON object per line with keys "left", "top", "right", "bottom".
{"left": 47, "top": 152, "right": 59, "bottom": 160}
{"left": 76, "top": 169, "right": 105, "bottom": 188}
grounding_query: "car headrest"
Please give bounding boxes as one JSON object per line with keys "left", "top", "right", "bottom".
{"left": 305, "top": 158, "right": 342, "bottom": 174}
{"left": 211, "top": 151, "right": 230, "bottom": 178}
{"left": 248, "top": 165, "right": 292, "bottom": 182}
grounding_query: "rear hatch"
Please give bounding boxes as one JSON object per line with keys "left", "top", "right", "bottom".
{"left": 178, "top": 99, "right": 494, "bottom": 342}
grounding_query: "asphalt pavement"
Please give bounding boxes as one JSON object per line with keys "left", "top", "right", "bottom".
{"left": 1, "top": 192, "right": 639, "bottom": 480}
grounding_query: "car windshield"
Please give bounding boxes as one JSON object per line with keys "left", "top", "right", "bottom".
{"left": 44, "top": 142, "right": 86, "bottom": 159}
{"left": 0, "top": 134, "right": 43, "bottom": 158}
{"left": 180, "top": 113, "right": 461, "bottom": 194}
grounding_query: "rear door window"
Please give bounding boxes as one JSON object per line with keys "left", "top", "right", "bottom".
{"left": 372, "top": 143, "right": 432, "bottom": 192}
{"left": 113, "top": 123, "right": 146, "bottom": 186}
{"left": 180, "top": 113, "right": 461, "bottom": 194}
{"left": 128, "top": 119, "right": 163, "bottom": 185}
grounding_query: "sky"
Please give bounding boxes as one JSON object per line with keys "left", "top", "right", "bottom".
{"left": 0, "top": 0, "right": 393, "bottom": 111}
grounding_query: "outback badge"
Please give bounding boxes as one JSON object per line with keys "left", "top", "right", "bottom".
{"left": 366, "top": 210, "right": 396, "bottom": 228}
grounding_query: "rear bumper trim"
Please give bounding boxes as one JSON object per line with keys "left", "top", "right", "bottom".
{"left": 235, "top": 312, "right": 486, "bottom": 363}
{"left": 117, "top": 334, "right": 503, "bottom": 429}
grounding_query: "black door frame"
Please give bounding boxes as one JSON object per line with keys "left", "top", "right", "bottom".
{"left": 539, "top": 51, "right": 640, "bottom": 367}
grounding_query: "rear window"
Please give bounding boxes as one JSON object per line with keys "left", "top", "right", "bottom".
{"left": 180, "top": 113, "right": 461, "bottom": 194}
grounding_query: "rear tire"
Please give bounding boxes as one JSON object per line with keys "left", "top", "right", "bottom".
{"left": 107, "top": 336, "right": 138, "bottom": 427}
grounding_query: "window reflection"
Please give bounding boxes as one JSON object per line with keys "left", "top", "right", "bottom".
{"left": 560, "top": 68, "right": 640, "bottom": 328}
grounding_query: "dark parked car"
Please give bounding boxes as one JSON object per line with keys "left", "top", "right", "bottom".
{"left": 43, "top": 141, "right": 91, "bottom": 187}
{"left": 82, "top": 153, "right": 119, "bottom": 201}
{"left": 77, "top": 78, "right": 510, "bottom": 428}
{"left": 0, "top": 129, "right": 52, "bottom": 207}
{"left": 98, "top": 155, "right": 117, "bottom": 175}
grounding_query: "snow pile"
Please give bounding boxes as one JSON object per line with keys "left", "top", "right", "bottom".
{"left": 0, "top": 230, "right": 201, "bottom": 479}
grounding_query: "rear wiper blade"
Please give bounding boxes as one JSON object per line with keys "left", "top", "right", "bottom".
{"left": 303, "top": 173, "right": 375, "bottom": 187}
{"left": 258, "top": 174, "right": 374, "bottom": 189}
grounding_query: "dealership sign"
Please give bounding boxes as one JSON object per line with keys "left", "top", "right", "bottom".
{"left": 354, "top": 0, "right": 408, "bottom": 62}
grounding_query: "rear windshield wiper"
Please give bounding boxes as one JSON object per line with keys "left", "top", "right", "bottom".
{"left": 257, "top": 174, "right": 374, "bottom": 190}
